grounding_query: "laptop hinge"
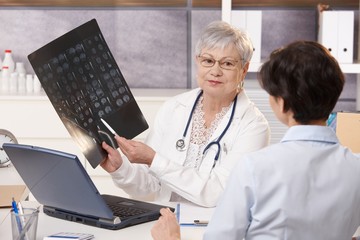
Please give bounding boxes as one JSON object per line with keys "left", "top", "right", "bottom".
{"left": 99, "top": 216, "right": 121, "bottom": 225}
{"left": 44, "top": 206, "right": 56, "bottom": 211}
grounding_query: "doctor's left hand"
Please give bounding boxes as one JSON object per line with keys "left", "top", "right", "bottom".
{"left": 115, "top": 135, "right": 156, "bottom": 166}
{"left": 100, "top": 141, "right": 124, "bottom": 173}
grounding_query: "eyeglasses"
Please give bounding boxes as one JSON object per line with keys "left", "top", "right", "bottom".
{"left": 197, "top": 55, "right": 240, "bottom": 70}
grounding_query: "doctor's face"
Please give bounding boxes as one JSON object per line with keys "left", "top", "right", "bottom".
{"left": 196, "top": 44, "right": 248, "bottom": 99}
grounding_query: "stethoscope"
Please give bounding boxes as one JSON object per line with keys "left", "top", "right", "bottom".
{"left": 176, "top": 90, "right": 237, "bottom": 167}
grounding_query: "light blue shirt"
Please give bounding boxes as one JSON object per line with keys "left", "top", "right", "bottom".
{"left": 204, "top": 125, "right": 360, "bottom": 240}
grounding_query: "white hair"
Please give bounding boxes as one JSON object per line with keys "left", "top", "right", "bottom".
{"left": 195, "top": 21, "right": 254, "bottom": 66}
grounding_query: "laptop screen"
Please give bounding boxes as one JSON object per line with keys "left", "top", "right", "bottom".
{"left": 4, "top": 143, "right": 175, "bottom": 230}
{"left": 3, "top": 143, "right": 113, "bottom": 219}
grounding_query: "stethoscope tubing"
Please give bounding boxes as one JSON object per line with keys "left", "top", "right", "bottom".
{"left": 176, "top": 90, "right": 237, "bottom": 168}
{"left": 202, "top": 95, "right": 237, "bottom": 161}
{"left": 175, "top": 91, "right": 203, "bottom": 152}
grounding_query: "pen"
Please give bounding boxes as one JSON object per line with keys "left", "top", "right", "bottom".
{"left": 193, "top": 220, "right": 209, "bottom": 226}
{"left": 18, "top": 201, "right": 29, "bottom": 240}
{"left": 176, "top": 203, "right": 180, "bottom": 222}
{"left": 101, "top": 118, "right": 117, "bottom": 135}
{"left": 11, "top": 197, "right": 19, "bottom": 214}
{"left": 12, "top": 197, "right": 23, "bottom": 234}
{"left": 17, "top": 201, "right": 25, "bottom": 217}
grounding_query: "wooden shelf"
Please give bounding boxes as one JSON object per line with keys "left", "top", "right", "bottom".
{"left": 193, "top": 0, "right": 359, "bottom": 8}
{"left": 0, "top": 0, "right": 187, "bottom": 7}
{"left": 1, "top": 0, "right": 358, "bottom": 7}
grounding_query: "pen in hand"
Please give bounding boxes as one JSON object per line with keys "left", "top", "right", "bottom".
{"left": 101, "top": 118, "right": 117, "bottom": 136}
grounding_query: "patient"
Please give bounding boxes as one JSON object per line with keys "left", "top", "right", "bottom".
{"left": 151, "top": 40, "right": 360, "bottom": 240}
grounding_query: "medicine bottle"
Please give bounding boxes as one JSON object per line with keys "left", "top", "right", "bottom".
{"left": 10, "top": 72, "right": 18, "bottom": 93}
{"left": 2, "top": 50, "right": 15, "bottom": 73}
{"left": 18, "top": 73, "right": 26, "bottom": 93}
{"left": 1, "top": 66, "right": 10, "bottom": 92}
{"left": 15, "top": 62, "right": 26, "bottom": 75}
{"left": 26, "top": 74, "right": 34, "bottom": 93}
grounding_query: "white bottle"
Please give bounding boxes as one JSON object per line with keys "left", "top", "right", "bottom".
{"left": 15, "top": 62, "right": 26, "bottom": 75}
{"left": 26, "top": 74, "right": 34, "bottom": 93}
{"left": 2, "top": 50, "right": 15, "bottom": 73}
{"left": 33, "top": 74, "right": 41, "bottom": 93}
{"left": 1, "top": 66, "right": 10, "bottom": 92}
{"left": 9, "top": 72, "right": 18, "bottom": 93}
{"left": 18, "top": 73, "right": 26, "bottom": 93}
{"left": 0, "top": 56, "right": 2, "bottom": 70}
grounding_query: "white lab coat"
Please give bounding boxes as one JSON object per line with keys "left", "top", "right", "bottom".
{"left": 110, "top": 88, "right": 270, "bottom": 207}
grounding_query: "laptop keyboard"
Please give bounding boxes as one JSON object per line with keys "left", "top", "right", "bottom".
{"left": 36, "top": 33, "right": 132, "bottom": 142}
{"left": 108, "top": 204, "right": 150, "bottom": 219}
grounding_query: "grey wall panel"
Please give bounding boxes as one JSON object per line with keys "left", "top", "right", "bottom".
{"left": 0, "top": 7, "right": 358, "bottom": 110}
{"left": 0, "top": 9, "right": 188, "bottom": 88}
{"left": 111, "top": 11, "right": 187, "bottom": 88}
{"left": 261, "top": 10, "right": 317, "bottom": 58}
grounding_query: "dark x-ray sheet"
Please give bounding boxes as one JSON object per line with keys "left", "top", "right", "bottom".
{"left": 28, "top": 19, "right": 148, "bottom": 168}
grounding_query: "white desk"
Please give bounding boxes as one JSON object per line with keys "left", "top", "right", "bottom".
{"left": 0, "top": 201, "right": 205, "bottom": 240}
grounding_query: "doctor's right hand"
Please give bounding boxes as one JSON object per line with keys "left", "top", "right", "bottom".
{"left": 100, "top": 141, "right": 123, "bottom": 173}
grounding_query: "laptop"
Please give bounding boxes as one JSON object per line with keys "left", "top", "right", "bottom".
{"left": 27, "top": 19, "right": 148, "bottom": 169}
{"left": 3, "top": 143, "right": 174, "bottom": 230}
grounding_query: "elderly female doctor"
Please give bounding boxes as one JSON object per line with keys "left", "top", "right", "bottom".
{"left": 101, "top": 21, "right": 270, "bottom": 207}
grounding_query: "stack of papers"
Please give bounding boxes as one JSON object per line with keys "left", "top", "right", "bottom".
{"left": 177, "top": 203, "right": 215, "bottom": 227}
{"left": 43, "top": 232, "right": 94, "bottom": 240}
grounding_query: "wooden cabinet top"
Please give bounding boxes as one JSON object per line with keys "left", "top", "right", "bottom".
{"left": 0, "top": 0, "right": 358, "bottom": 7}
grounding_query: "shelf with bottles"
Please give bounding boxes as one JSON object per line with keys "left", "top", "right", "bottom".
{"left": 0, "top": 49, "right": 42, "bottom": 94}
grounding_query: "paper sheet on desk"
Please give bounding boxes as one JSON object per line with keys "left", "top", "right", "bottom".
{"left": 178, "top": 203, "right": 215, "bottom": 226}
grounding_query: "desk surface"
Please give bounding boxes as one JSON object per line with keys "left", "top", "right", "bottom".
{"left": 0, "top": 201, "right": 205, "bottom": 240}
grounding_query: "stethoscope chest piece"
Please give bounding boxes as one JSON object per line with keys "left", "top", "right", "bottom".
{"left": 176, "top": 139, "right": 186, "bottom": 151}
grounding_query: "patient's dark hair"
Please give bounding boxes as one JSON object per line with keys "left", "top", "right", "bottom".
{"left": 258, "top": 41, "right": 344, "bottom": 124}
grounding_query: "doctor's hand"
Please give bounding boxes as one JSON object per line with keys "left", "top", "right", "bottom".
{"left": 100, "top": 141, "right": 123, "bottom": 173}
{"left": 151, "top": 208, "right": 181, "bottom": 240}
{"left": 115, "top": 135, "right": 155, "bottom": 166}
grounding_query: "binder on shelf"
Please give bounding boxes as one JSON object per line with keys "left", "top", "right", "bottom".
{"left": 318, "top": 10, "right": 354, "bottom": 64}
{"left": 337, "top": 11, "right": 354, "bottom": 64}
{"left": 318, "top": 11, "right": 339, "bottom": 59}
{"left": 231, "top": 10, "right": 262, "bottom": 63}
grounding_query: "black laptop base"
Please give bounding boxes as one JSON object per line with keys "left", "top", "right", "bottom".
{"left": 43, "top": 206, "right": 159, "bottom": 230}
{"left": 43, "top": 194, "right": 175, "bottom": 230}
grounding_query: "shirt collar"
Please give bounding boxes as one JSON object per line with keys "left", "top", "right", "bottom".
{"left": 281, "top": 125, "right": 339, "bottom": 144}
